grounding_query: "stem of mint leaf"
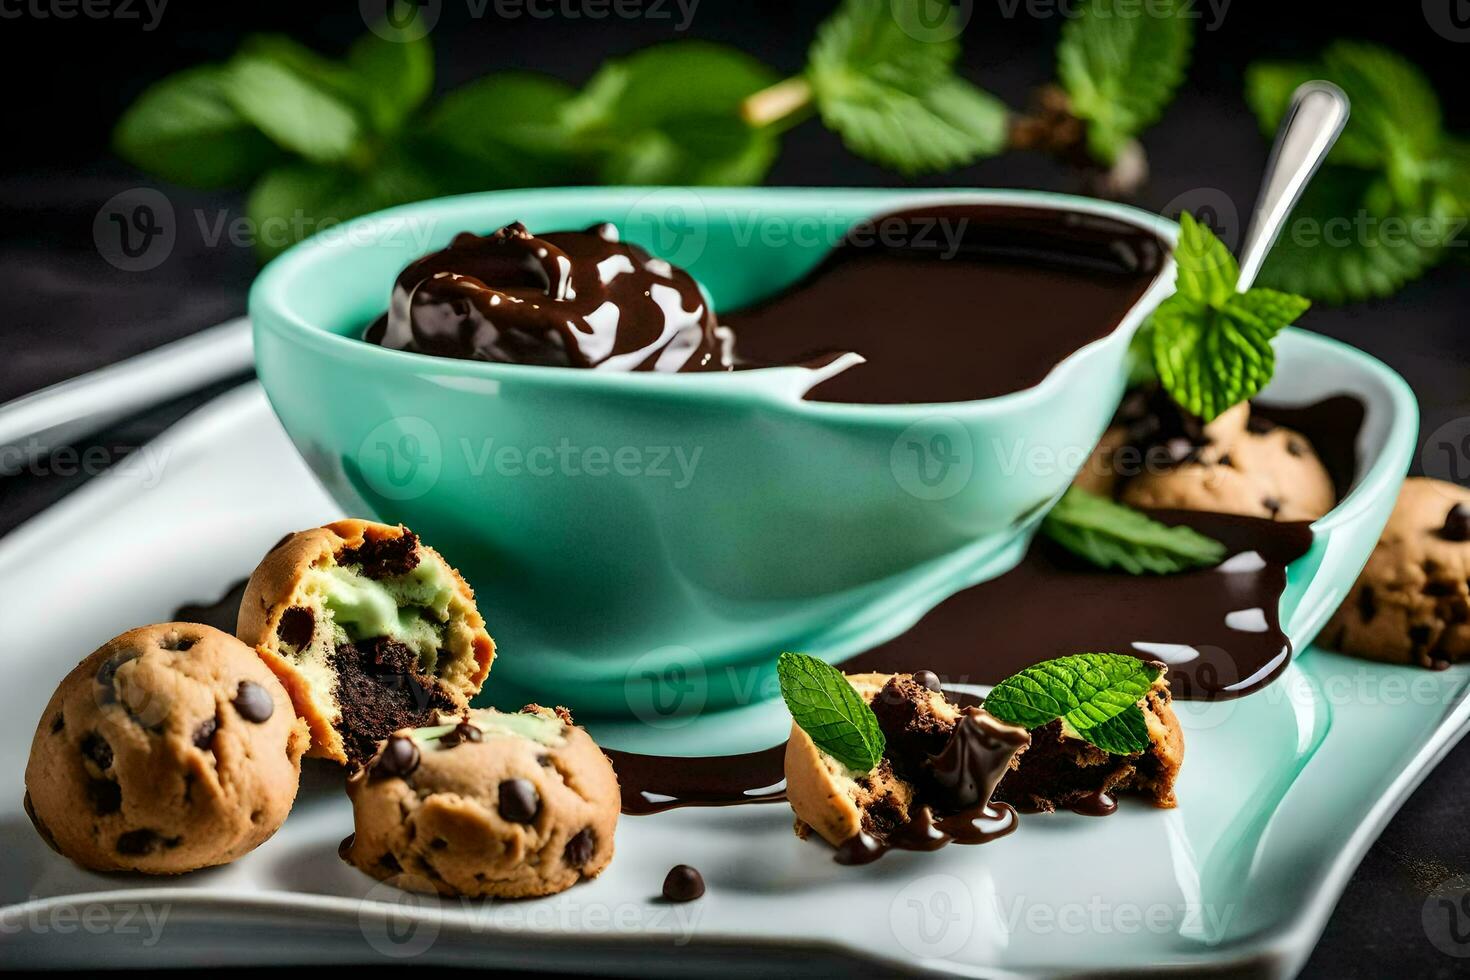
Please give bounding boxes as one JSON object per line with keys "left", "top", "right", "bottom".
{"left": 777, "top": 652, "right": 886, "bottom": 774}
{"left": 983, "top": 653, "right": 1161, "bottom": 756}
{"left": 1041, "top": 487, "right": 1227, "bottom": 575}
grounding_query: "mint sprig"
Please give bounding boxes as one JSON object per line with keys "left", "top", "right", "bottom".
{"left": 776, "top": 652, "right": 885, "bottom": 773}
{"left": 984, "top": 653, "right": 1161, "bottom": 755}
{"left": 801, "top": 0, "right": 1008, "bottom": 175}
{"left": 1149, "top": 212, "right": 1311, "bottom": 422}
{"left": 1056, "top": 0, "right": 1193, "bottom": 166}
{"left": 1244, "top": 41, "right": 1470, "bottom": 303}
{"left": 1041, "top": 486, "right": 1227, "bottom": 575}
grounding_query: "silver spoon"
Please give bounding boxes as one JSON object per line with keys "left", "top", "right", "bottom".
{"left": 1235, "top": 81, "right": 1351, "bottom": 291}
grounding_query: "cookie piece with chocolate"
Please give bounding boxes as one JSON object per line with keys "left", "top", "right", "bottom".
{"left": 1325, "top": 478, "right": 1470, "bottom": 668}
{"left": 786, "top": 673, "right": 1029, "bottom": 859}
{"left": 24, "top": 624, "right": 308, "bottom": 874}
{"left": 992, "top": 669, "right": 1184, "bottom": 813}
{"left": 342, "top": 705, "right": 619, "bottom": 898}
{"left": 238, "top": 520, "right": 495, "bottom": 765}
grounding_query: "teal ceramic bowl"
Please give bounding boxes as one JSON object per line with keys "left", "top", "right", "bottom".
{"left": 249, "top": 187, "right": 1411, "bottom": 712}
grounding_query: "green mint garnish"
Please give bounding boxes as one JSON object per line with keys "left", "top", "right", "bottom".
{"left": 984, "top": 653, "right": 1161, "bottom": 755}
{"left": 1149, "top": 212, "right": 1312, "bottom": 422}
{"left": 1056, "top": 0, "right": 1194, "bottom": 165}
{"left": 800, "top": 0, "right": 1008, "bottom": 175}
{"left": 1244, "top": 41, "right": 1470, "bottom": 303}
{"left": 777, "top": 651, "right": 886, "bottom": 773}
{"left": 1041, "top": 486, "right": 1227, "bottom": 575}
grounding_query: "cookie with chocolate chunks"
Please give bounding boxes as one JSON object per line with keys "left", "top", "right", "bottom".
{"left": 24, "top": 623, "right": 308, "bottom": 874}
{"left": 343, "top": 706, "right": 619, "bottom": 898}
{"left": 237, "top": 520, "right": 495, "bottom": 765}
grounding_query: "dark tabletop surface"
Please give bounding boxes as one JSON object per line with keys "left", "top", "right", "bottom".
{"left": 2, "top": 2, "right": 1468, "bottom": 977}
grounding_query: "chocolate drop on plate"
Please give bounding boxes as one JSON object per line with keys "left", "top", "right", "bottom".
{"left": 1070, "top": 789, "right": 1118, "bottom": 817}
{"left": 661, "top": 865, "right": 706, "bottom": 902}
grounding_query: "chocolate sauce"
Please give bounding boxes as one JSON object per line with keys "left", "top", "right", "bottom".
{"left": 1069, "top": 789, "right": 1118, "bottom": 817}
{"left": 727, "top": 205, "right": 1167, "bottom": 404}
{"left": 365, "top": 223, "right": 730, "bottom": 372}
{"left": 928, "top": 707, "right": 1031, "bottom": 810}
{"left": 603, "top": 745, "right": 787, "bottom": 815}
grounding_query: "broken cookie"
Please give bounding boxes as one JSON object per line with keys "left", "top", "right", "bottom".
{"left": 341, "top": 705, "right": 619, "bottom": 898}
{"left": 24, "top": 623, "right": 308, "bottom": 874}
{"left": 237, "top": 520, "right": 495, "bottom": 765}
{"left": 1325, "top": 477, "right": 1470, "bottom": 668}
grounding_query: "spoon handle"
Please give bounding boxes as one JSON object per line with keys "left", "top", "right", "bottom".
{"left": 1236, "top": 81, "right": 1351, "bottom": 291}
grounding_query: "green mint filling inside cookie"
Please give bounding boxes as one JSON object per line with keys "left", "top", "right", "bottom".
{"left": 414, "top": 710, "right": 567, "bottom": 747}
{"left": 308, "top": 560, "right": 458, "bottom": 673}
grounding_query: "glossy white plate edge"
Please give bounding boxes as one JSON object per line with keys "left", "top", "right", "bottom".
{"left": 0, "top": 377, "right": 1463, "bottom": 978}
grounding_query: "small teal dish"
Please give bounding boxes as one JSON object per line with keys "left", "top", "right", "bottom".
{"left": 249, "top": 187, "right": 1415, "bottom": 713}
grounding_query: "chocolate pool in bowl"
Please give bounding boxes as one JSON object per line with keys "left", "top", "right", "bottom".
{"left": 250, "top": 188, "right": 1186, "bottom": 713}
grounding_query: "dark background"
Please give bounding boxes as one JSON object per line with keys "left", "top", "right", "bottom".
{"left": 1, "top": 1, "right": 1467, "bottom": 976}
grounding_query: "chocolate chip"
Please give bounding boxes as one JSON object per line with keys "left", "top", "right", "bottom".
{"left": 537, "top": 754, "right": 554, "bottom": 767}
{"left": 1262, "top": 496, "right": 1282, "bottom": 517}
{"left": 1425, "top": 580, "right": 1459, "bottom": 597}
{"left": 94, "top": 654, "right": 133, "bottom": 705}
{"left": 1246, "top": 415, "right": 1276, "bottom": 434}
{"left": 1440, "top": 504, "right": 1470, "bottom": 542}
{"left": 116, "top": 829, "right": 174, "bottom": 856}
{"left": 232, "top": 681, "right": 274, "bottom": 723}
{"left": 276, "top": 606, "right": 315, "bottom": 649}
{"left": 159, "top": 633, "right": 195, "bottom": 652}
{"left": 81, "top": 732, "right": 113, "bottom": 771}
{"left": 50, "top": 713, "right": 64, "bottom": 735}
{"left": 497, "top": 778, "right": 540, "bottom": 823}
{"left": 87, "top": 779, "right": 121, "bottom": 816}
{"left": 372, "top": 735, "right": 420, "bottom": 780}
{"left": 378, "top": 853, "right": 403, "bottom": 873}
{"left": 564, "top": 828, "right": 595, "bottom": 867}
{"left": 1286, "top": 439, "right": 1307, "bottom": 458}
{"left": 1217, "top": 453, "right": 1234, "bottom": 468}
{"left": 430, "top": 837, "right": 448, "bottom": 850}
{"left": 1357, "top": 585, "right": 1377, "bottom": 623}
{"left": 912, "top": 670, "right": 943, "bottom": 693}
{"left": 440, "top": 721, "right": 482, "bottom": 747}
{"left": 1410, "top": 625, "right": 1434, "bottom": 651}
{"left": 661, "top": 865, "right": 705, "bottom": 902}
{"left": 193, "top": 717, "right": 218, "bottom": 749}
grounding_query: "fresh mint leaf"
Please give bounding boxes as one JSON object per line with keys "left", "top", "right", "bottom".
{"left": 1057, "top": 0, "right": 1193, "bottom": 165}
{"left": 1171, "top": 211, "right": 1238, "bottom": 305}
{"left": 1068, "top": 707, "right": 1150, "bottom": 755}
{"left": 349, "top": 15, "right": 434, "bottom": 134}
{"left": 423, "top": 73, "right": 582, "bottom": 188}
{"left": 1041, "top": 487, "right": 1227, "bottom": 575}
{"left": 1151, "top": 214, "right": 1310, "bottom": 419}
{"left": 984, "top": 653, "right": 1161, "bottom": 755}
{"left": 777, "top": 652, "right": 885, "bottom": 773}
{"left": 563, "top": 42, "right": 781, "bottom": 185}
{"left": 226, "top": 51, "right": 366, "bottom": 165}
{"left": 112, "top": 66, "right": 282, "bottom": 188}
{"left": 806, "top": 0, "right": 1007, "bottom": 175}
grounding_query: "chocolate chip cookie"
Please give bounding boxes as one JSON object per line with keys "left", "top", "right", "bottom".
{"left": 1326, "top": 477, "right": 1470, "bottom": 667}
{"left": 237, "top": 520, "right": 496, "bottom": 765}
{"left": 342, "top": 706, "right": 619, "bottom": 898}
{"left": 24, "top": 623, "right": 308, "bottom": 874}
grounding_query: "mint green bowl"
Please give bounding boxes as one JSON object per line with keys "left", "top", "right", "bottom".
{"left": 249, "top": 187, "right": 1412, "bottom": 713}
